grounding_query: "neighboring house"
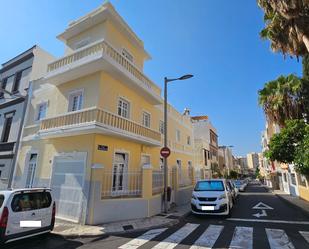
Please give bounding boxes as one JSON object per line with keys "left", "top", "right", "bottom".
{"left": 0, "top": 46, "right": 54, "bottom": 190}
{"left": 14, "top": 2, "right": 195, "bottom": 225}
{"left": 261, "top": 121, "right": 302, "bottom": 197}
{"left": 191, "top": 116, "right": 218, "bottom": 178}
{"left": 218, "top": 146, "right": 234, "bottom": 176}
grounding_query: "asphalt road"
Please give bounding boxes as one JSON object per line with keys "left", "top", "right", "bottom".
{"left": 4, "top": 182, "right": 309, "bottom": 249}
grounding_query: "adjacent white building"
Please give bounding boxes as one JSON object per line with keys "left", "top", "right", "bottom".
{"left": 0, "top": 46, "right": 54, "bottom": 189}
{"left": 192, "top": 116, "right": 218, "bottom": 179}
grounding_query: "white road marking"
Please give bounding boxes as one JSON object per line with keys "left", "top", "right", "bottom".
{"left": 252, "top": 209, "right": 267, "bottom": 218}
{"left": 228, "top": 226, "right": 253, "bottom": 249}
{"left": 118, "top": 228, "right": 167, "bottom": 249}
{"left": 151, "top": 223, "right": 199, "bottom": 249}
{"left": 252, "top": 202, "right": 274, "bottom": 210}
{"left": 190, "top": 225, "right": 224, "bottom": 249}
{"left": 299, "top": 231, "right": 309, "bottom": 243}
{"left": 227, "top": 218, "right": 309, "bottom": 225}
{"left": 266, "top": 228, "right": 295, "bottom": 249}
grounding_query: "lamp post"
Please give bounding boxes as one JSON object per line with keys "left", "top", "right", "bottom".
{"left": 163, "top": 74, "right": 193, "bottom": 213}
{"left": 219, "top": 145, "right": 234, "bottom": 177}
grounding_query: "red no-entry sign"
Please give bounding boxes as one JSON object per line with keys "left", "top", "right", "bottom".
{"left": 160, "top": 147, "right": 171, "bottom": 158}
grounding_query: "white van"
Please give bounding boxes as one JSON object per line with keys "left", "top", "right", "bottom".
{"left": 191, "top": 179, "right": 233, "bottom": 216}
{"left": 0, "top": 188, "right": 55, "bottom": 244}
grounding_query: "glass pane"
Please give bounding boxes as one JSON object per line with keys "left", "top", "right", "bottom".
{"left": 195, "top": 181, "right": 224, "bottom": 191}
{"left": 0, "top": 195, "right": 4, "bottom": 208}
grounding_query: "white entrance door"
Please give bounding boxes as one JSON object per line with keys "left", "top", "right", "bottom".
{"left": 112, "top": 153, "right": 128, "bottom": 195}
{"left": 25, "top": 153, "right": 37, "bottom": 188}
{"left": 50, "top": 152, "right": 87, "bottom": 223}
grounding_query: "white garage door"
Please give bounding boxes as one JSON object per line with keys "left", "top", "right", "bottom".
{"left": 50, "top": 152, "right": 87, "bottom": 222}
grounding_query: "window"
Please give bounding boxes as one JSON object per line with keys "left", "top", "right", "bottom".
{"left": 68, "top": 90, "right": 83, "bottom": 112}
{"left": 0, "top": 164, "right": 4, "bottom": 179}
{"left": 118, "top": 98, "right": 130, "bottom": 119}
{"left": 11, "top": 192, "right": 52, "bottom": 212}
{"left": 36, "top": 102, "right": 47, "bottom": 121}
{"left": 194, "top": 180, "right": 224, "bottom": 191}
{"left": 187, "top": 136, "right": 191, "bottom": 145}
{"left": 142, "top": 111, "right": 151, "bottom": 128}
{"left": 159, "top": 120, "right": 164, "bottom": 134}
{"left": 203, "top": 149, "right": 208, "bottom": 166}
{"left": 176, "top": 130, "right": 181, "bottom": 142}
{"left": 12, "top": 71, "right": 22, "bottom": 93}
{"left": 283, "top": 173, "right": 287, "bottom": 182}
{"left": 297, "top": 174, "right": 307, "bottom": 187}
{"left": 0, "top": 195, "right": 4, "bottom": 208}
{"left": 0, "top": 78, "right": 7, "bottom": 98}
{"left": 1, "top": 113, "right": 14, "bottom": 142}
{"left": 25, "top": 153, "right": 37, "bottom": 188}
{"left": 122, "top": 48, "right": 134, "bottom": 63}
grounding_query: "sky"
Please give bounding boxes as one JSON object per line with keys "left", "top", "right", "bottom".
{"left": 0, "top": 0, "right": 303, "bottom": 156}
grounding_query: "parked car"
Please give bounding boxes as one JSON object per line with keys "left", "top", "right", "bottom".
{"left": 191, "top": 179, "right": 233, "bottom": 216}
{"left": 227, "top": 180, "right": 238, "bottom": 202}
{"left": 0, "top": 188, "right": 55, "bottom": 244}
{"left": 233, "top": 180, "right": 246, "bottom": 192}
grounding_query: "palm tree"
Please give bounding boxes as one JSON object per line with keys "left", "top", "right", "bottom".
{"left": 257, "top": 0, "right": 309, "bottom": 57}
{"left": 258, "top": 74, "right": 304, "bottom": 126}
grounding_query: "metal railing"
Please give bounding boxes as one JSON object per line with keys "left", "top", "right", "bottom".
{"left": 152, "top": 170, "right": 164, "bottom": 195}
{"left": 39, "top": 107, "right": 161, "bottom": 142}
{"left": 101, "top": 170, "right": 142, "bottom": 199}
{"left": 47, "top": 40, "right": 161, "bottom": 95}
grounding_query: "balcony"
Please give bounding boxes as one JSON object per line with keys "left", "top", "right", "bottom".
{"left": 45, "top": 40, "right": 162, "bottom": 105}
{"left": 38, "top": 107, "right": 161, "bottom": 146}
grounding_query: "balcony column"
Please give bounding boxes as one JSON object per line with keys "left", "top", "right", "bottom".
{"left": 142, "top": 165, "right": 153, "bottom": 200}
{"left": 88, "top": 163, "right": 104, "bottom": 224}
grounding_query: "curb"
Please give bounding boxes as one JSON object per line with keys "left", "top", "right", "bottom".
{"left": 52, "top": 210, "right": 191, "bottom": 239}
{"left": 275, "top": 193, "right": 309, "bottom": 218}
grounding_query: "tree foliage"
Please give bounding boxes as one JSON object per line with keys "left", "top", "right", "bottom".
{"left": 229, "top": 170, "right": 238, "bottom": 179}
{"left": 294, "top": 125, "right": 309, "bottom": 175}
{"left": 265, "top": 119, "right": 309, "bottom": 175}
{"left": 257, "top": 0, "right": 309, "bottom": 57}
{"left": 258, "top": 74, "right": 305, "bottom": 126}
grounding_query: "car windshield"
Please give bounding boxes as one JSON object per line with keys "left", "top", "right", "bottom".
{"left": 0, "top": 195, "right": 4, "bottom": 208}
{"left": 194, "top": 181, "right": 224, "bottom": 191}
{"left": 234, "top": 180, "right": 242, "bottom": 185}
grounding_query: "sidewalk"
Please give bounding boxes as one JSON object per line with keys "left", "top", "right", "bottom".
{"left": 52, "top": 203, "right": 191, "bottom": 238}
{"left": 273, "top": 190, "right": 309, "bottom": 217}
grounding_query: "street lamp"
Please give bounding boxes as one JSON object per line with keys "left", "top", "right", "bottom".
{"left": 163, "top": 74, "right": 193, "bottom": 213}
{"left": 219, "top": 145, "right": 234, "bottom": 176}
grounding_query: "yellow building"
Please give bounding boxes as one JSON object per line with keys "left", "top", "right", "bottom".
{"left": 14, "top": 3, "right": 195, "bottom": 224}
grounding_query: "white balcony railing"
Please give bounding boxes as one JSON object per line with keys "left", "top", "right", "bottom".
{"left": 39, "top": 107, "right": 162, "bottom": 143}
{"left": 47, "top": 40, "right": 161, "bottom": 96}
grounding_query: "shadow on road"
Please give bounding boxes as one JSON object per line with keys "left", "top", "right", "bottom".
{"left": 2, "top": 233, "right": 84, "bottom": 249}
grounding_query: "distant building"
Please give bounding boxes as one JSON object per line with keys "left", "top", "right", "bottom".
{"left": 247, "top": 152, "right": 259, "bottom": 172}
{"left": 218, "top": 146, "right": 234, "bottom": 176}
